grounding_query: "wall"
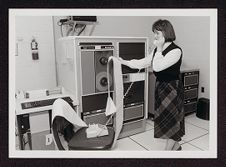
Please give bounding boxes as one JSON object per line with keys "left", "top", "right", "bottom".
{"left": 148, "top": 16, "right": 210, "bottom": 98}
{"left": 93, "top": 16, "right": 210, "bottom": 98}
{"left": 15, "top": 16, "right": 56, "bottom": 133}
{"left": 53, "top": 16, "right": 210, "bottom": 98}
{"left": 15, "top": 16, "right": 56, "bottom": 90}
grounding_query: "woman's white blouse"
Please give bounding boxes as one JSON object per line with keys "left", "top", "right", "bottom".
{"left": 123, "top": 48, "right": 181, "bottom": 72}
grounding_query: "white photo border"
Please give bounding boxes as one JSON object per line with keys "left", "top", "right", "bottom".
{"left": 9, "top": 9, "right": 217, "bottom": 158}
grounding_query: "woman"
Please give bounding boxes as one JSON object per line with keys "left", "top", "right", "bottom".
{"left": 119, "top": 19, "right": 184, "bottom": 150}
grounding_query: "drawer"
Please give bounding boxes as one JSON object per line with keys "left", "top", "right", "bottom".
{"left": 124, "top": 104, "right": 144, "bottom": 123}
{"left": 184, "top": 87, "right": 198, "bottom": 100}
{"left": 82, "top": 110, "right": 113, "bottom": 126}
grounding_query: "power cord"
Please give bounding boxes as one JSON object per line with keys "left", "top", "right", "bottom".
{"left": 77, "top": 24, "right": 86, "bottom": 36}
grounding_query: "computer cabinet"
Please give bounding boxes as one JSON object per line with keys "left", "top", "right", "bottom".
{"left": 57, "top": 36, "right": 149, "bottom": 139}
{"left": 148, "top": 69, "right": 199, "bottom": 117}
{"left": 181, "top": 69, "right": 199, "bottom": 115}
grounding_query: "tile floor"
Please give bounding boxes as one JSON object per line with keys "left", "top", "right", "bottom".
{"left": 113, "top": 113, "right": 209, "bottom": 151}
{"left": 18, "top": 113, "right": 209, "bottom": 151}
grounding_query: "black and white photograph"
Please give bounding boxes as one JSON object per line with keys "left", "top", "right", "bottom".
{"left": 9, "top": 9, "right": 217, "bottom": 158}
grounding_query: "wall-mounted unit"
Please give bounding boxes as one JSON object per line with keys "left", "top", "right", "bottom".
{"left": 58, "top": 16, "right": 97, "bottom": 37}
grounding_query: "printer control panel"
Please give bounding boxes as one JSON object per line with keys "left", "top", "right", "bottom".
{"left": 21, "top": 97, "right": 72, "bottom": 109}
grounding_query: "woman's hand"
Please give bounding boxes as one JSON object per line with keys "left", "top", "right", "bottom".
{"left": 118, "top": 57, "right": 133, "bottom": 68}
{"left": 153, "top": 37, "right": 165, "bottom": 52}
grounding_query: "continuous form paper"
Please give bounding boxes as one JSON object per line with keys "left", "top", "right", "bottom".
{"left": 105, "top": 56, "right": 117, "bottom": 117}
{"left": 105, "top": 96, "right": 117, "bottom": 116}
{"left": 52, "top": 99, "right": 87, "bottom": 129}
{"left": 109, "top": 57, "right": 124, "bottom": 148}
{"left": 52, "top": 57, "right": 124, "bottom": 149}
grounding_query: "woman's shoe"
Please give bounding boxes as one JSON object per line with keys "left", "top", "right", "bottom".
{"left": 172, "top": 142, "right": 182, "bottom": 151}
{"left": 176, "top": 146, "right": 182, "bottom": 151}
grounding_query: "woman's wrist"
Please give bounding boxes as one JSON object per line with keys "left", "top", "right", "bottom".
{"left": 157, "top": 46, "right": 163, "bottom": 52}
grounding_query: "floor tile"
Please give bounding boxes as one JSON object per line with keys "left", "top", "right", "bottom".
{"left": 181, "top": 123, "right": 208, "bottom": 143}
{"left": 185, "top": 113, "right": 209, "bottom": 130}
{"left": 180, "top": 143, "right": 203, "bottom": 151}
{"left": 146, "top": 118, "right": 154, "bottom": 127}
{"left": 145, "top": 122, "right": 154, "bottom": 131}
{"left": 18, "top": 114, "right": 210, "bottom": 152}
{"left": 189, "top": 134, "right": 209, "bottom": 150}
{"left": 113, "top": 137, "right": 147, "bottom": 151}
{"left": 130, "top": 129, "right": 166, "bottom": 150}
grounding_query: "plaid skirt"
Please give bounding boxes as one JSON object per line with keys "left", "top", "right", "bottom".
{"left": 154, "top": 79, "right": 185, "bottom": 141}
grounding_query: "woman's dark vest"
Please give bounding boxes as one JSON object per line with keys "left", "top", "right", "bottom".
{"left": 153, "top": 42, "right": 182, "bottom": 82}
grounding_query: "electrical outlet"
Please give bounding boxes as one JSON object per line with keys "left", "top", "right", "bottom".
{"left": 201, "top": 87, "right": 205, "bottom": 93}
{"left": 45, "top": 134, "right": 53, "bottom": 145}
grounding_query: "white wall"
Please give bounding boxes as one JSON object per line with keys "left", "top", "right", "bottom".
{"left": 54, "top": 16, "right": 209, "bottom": 98}
{"left": 91, "top": 16, "right": 210, "bottom": 98}
{"left": 92, "top": 16, "right": 153, "bottom": 37}
{"left": 15, "top": 16, "right": 56, "bottom": 133}
{"left": 15, "top": 16, "right": 56, "bottom": 91}
{"left": 149, "top": 16, "right": 210, "bottom": 98}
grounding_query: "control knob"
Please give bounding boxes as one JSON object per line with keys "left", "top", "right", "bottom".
{"left": 99, "top": 57, "right": 108, "bottom": 65}
{"left": 100, "top": 77, "right": 108, "bottom": 86}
